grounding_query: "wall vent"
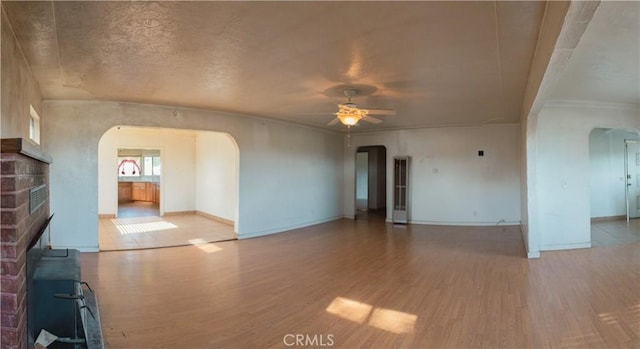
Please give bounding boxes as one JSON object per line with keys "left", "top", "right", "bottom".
{"left": 29, "top": 184, "right": 46, "bottom": 214}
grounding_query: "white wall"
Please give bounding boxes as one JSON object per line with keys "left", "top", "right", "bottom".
{"left": 344, "top": 124, "right": 521, "bottom": 225}
{"left": 98, "top": 127, "right": 197, "bottom": 216}
{"left": 589, "top": 128, "right": 640, "bottom": 218}
{"left": 531, "top": 101, "right": 640, "bottom": 252}
{"left": 42, "top": 101, "right": 344, "bottom": 250}
{"left": 195, "top": 132, "right": 238, "bottom": 224}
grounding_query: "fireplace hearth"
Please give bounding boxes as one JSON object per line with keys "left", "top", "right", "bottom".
{"left": 2, "top": 138, "right": 52, "bottom": 349}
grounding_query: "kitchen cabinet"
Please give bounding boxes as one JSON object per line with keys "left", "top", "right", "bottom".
{"left": 132, "top": 182, "right": 146, "bottom": 201}
{"left": 146, "top": 183, "right": 155, "bottom": 202}
{"left": 118, "top": 182, "right": 160, "bottom": 204}
{"left": 155, "top": 183, "right": 160, "bottom": 204}
{"left": 119, "top": 182, "right": 160, "bottom": 203}
{"left": 118, "top": 182, "right": 132, "bottom": 203}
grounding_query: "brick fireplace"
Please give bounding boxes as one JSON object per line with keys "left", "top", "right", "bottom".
{"left": 1, "top": 138, "right": 51, "bottom": 349}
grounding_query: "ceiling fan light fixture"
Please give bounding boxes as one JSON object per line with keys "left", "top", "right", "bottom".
{"left": 321, "top": 88, "right": 393, "bottom": 127}
{"left": 337, "top": 111, "right": 361, "bottom": 126}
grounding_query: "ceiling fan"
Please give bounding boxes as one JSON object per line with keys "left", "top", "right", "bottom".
{"left": 326, "top": 89, "right": 395, "bottom": 127}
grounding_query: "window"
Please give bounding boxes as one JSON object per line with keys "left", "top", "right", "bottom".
{"left": 143, "top": 157, "right": 153, "bottom": 176}
{"left": 143, "top": 156, "right": 161, "bottom": 176}
{"left": 152, "top": 156, "right": 161, "bottom": 176}
{"left": 119, "top": 155, "right": 159, "bottom": 177}
{"left": 29, "top": 105, "right": 40, "bottom": 144}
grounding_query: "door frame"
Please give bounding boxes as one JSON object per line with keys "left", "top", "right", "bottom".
{"left": 353, "top": 145, "right": 387, "bottom": 217}
{"left": 114, "top": 146, "right": 164, "bottom": 218}
{"left": 355, "top": 150, "right": 369, "bottom": 211}
{"left": 624, "top": 139, "right": 638, "bottom": 221}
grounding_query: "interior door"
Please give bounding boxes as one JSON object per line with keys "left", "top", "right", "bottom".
{"left": 626, "top": 140, "right": 640, "bottom": 219}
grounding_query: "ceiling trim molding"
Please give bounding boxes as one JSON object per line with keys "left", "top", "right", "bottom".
{"left": 350, "top": 122, "right": 521, "bottom": 136}
{"left": 41, "top": 99, "right": 345, "bottom": 136}
{"left": 544, "top": 100, "right": 640, "bottom": 111}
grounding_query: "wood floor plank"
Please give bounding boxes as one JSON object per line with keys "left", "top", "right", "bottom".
{"left": 82, "top": 217, "right": 640, "bottom": 348}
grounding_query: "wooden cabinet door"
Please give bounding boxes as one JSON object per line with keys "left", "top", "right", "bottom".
{"left": 118, "top": 183, "right": 132, "bottom": 202}
{"left": 132, "top": 183, "right": 146, "bottom": 201}
{"left": 146, "top": 183, "right": 154, "bottom": 202}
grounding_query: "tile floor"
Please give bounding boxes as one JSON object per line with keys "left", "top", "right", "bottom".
{"left": 99, "top": 203, "right": 236, "bottom": 251}
{"left": 117, "top": 201, "right": 159, "bottom": 218}
{"left": 591, "top": 218, "right": 639, "bottom": 247}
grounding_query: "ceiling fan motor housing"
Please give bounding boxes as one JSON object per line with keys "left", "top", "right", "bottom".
{"left": 344, "top": 88, "right": 358, "bottom": 99}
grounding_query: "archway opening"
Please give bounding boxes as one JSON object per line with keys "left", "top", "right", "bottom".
{"left": 97, "top": 126, "right": 239, "bottom": 250}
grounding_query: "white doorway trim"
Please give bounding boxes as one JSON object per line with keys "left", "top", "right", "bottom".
{"left": 625, "top": 139, "right": 639, "bottom": 222}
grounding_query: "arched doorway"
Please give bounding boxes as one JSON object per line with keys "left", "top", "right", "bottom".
{"left": 97, "top": 126, "right": 239, "bottom": 250}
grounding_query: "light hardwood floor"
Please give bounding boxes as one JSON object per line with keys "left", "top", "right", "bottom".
{"left": 82, "top": 218, "right": 639, "bottom": 348}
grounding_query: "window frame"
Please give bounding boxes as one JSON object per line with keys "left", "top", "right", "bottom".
{"left": 29, "top": 105, "right": 41, "bottom": 144}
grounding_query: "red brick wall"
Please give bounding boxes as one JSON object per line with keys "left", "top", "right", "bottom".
{"left": 1, "top": 153, "right": 49, "bottom": 349}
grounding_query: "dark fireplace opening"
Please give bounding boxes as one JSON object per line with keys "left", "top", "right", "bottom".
{"left": 26, "top": 214, "right": 53, "bottom": 349}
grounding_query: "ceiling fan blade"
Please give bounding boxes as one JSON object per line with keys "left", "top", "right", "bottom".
{"left": 327, "top": 118, "right": 341, "bottom": 126}
{"left": 300, "top": 112, "right": 332, "bottom": 115}
{"left": 363, "top": 108, "right": 396, "bottom": 116}
{"left": 362, "top": 115, "right": 382, "bottom": 124}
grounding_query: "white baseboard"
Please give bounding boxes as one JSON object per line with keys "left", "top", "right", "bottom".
{"left": 164, "top": 210, "right": 196, "bottom": 216}
{"left": 52, "top": 245, "right": 99, "bottom": 252}
{"left": 527, "top": 251, "right": 541, "bottom": 258}
{"left": 238, "top": 216, "right": 343, "bottom": 239}
{"left": 591, "top": 215, "right": 625, "bottom": 222}
{"left": 384, "top": 219, "right": 521, "bottom": 227}
{"left": 408, "top": 220, "right": 521, "bottom": 227}
{"left": 195, "top": 210, "right": 234, "bottom": 226}
{"left": 541, "top": 242, "right": 591, "bottom": 251}
{"left": 519, "top": 225, "right": 540, "bottom": 259}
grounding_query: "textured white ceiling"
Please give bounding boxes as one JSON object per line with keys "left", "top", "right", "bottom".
{"left": 4, "top": 1, "right": 548, "bottom": 131}
{"left": 550, "top": 1, "right": 640, "bottom": 105}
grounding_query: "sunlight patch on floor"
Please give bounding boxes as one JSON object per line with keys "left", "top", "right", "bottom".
{"left": 598, "top": 303, "right": 640, "bottom": 327}
{"left": 560, "top": 332, "right": 603, "bottom": 347}
{"left": 368, "top": 308, "right": 417, "bottom": 334}
{"left": 325, "top": 297, "right": 417, "bottom": 334}
{"left": 325, "top": 297, "right": 372, "bottom": 324}
{"left": 114, "top": 221, "right": 178, "bottom": 235}
{"left": 188, "top": 238, "right": 223, "bottom": 253}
